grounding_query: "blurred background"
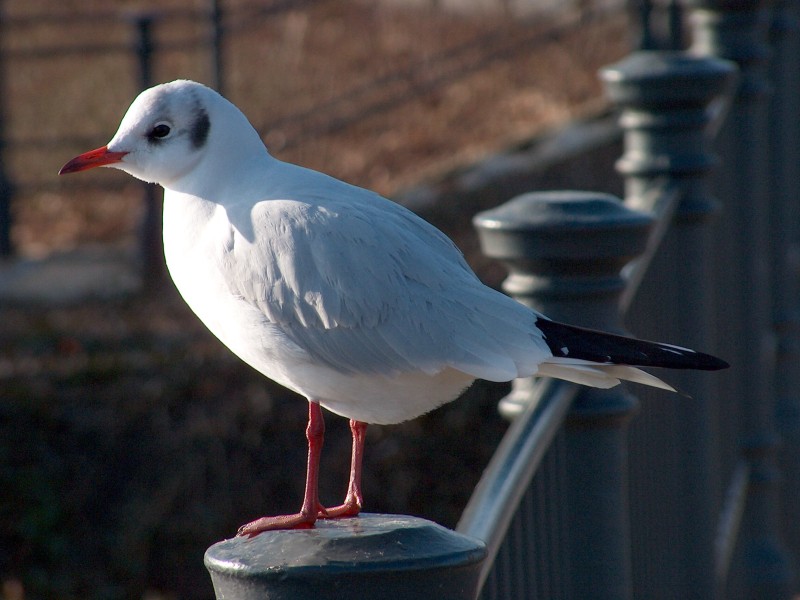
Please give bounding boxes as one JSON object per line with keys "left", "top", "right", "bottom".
{"left": 0, "top": 0, "right": 638, "bottom": 598}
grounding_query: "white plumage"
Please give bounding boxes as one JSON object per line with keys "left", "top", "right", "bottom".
{"left": 60, "top": 79, "right": 727, "bottom": 535}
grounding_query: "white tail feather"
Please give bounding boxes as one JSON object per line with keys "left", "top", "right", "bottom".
{"left": 536, "top": 357, "right": 677, "bottom": 392}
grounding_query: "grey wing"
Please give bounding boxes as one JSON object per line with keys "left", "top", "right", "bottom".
{"left": 228, "top": 195, "right": 550, "bottom": 381}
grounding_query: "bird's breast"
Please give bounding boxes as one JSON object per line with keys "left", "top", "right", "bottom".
{"left": 162, "top": 193, "right": 320, "bottom": 396}
{"left": 165, "top": 215, "right": 234, "bottom": 335}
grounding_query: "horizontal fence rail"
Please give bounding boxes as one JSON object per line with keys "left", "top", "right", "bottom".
{"left": 457, "top": 379, "right": 578, "bottom": 590}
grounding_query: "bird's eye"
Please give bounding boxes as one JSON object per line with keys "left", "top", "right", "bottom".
{"left": 150, "top": 123, "right": 172, "bottom": 139}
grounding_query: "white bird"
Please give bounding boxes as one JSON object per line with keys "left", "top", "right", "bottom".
{"left": 60, "top": 80, "right": 727, "bottom": 536}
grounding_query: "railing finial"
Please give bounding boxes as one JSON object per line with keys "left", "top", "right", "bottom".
{"left": 473, "top": 191, "right": 653, "bottom": 598}
{"left": 205, "top": 514, "right": 486, "bottom": 600}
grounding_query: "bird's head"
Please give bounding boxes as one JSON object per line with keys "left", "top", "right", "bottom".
{"left": 59, "top": 80, "right": 266, "bottom": 190}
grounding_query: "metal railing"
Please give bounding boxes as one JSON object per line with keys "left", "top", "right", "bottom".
{"left": 456, "top": 2, "right": 800, "bottom": 598}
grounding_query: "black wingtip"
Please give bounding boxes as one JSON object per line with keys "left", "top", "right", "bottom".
{"left": 696, "top": 353, "right": 729, "bottom": 371}
{"left": 535, "top": 318, "right": 729, "bottom": 371}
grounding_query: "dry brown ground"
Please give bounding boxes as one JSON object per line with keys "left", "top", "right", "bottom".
{"left": 4, "top": 0, "right": 630, "bottom": 257}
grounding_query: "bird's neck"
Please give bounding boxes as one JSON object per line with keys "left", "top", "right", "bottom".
{"left": 165, "top": 148, "right": 275, "bottom": 202}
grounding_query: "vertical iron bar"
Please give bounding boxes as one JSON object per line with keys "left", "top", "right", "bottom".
{"left": 133, "top": 14, "right": 166, "bottom": 290}
{"left": 668, "top": 0, "right": 684, "bottom": 48}
{"left": 687, "top": 0, "right": 795, "bottom": 596}
{"left": 210, "top": 0, "right": 224, "bottom": 95}
{"left": 635, "top": 0, "right": 686, "bottom": 50}
{"left": 637, "top": 0, "right": 656, "bottom": 50}
{"left": 768, "top": 0, "right": 800, "bottom": 567}
{"left": 0, "top": 6, "right": 14, "bottom": 257}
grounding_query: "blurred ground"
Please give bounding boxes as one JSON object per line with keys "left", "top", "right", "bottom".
{"left": 0, "top": 1, "right": 631, "bottom": 598}
{"left": 5, "top": 0, "right": 629, "bottom": 257}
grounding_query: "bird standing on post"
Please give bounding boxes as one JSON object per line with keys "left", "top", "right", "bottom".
{"left": 60, "top": 80, "right": 728, "bottom": 536}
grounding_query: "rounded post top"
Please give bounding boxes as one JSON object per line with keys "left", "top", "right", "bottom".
{"left": 601, "top": 51, "right": 738, "bottom": 107}
{"left": 205, "top": 514, "right": 486, "bottom": 600}
{"left": 473, "top": 191, "right": 653, "bottom": 265}
{"left": 474, "top": 191, "right": 645, "bottom": 230}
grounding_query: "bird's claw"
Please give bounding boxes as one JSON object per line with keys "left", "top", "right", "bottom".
{"left": 236, "top": 512, "right": 317, "bottom": 537}
{"left": 236, "top": 499, "right": 362, "bottom": 537}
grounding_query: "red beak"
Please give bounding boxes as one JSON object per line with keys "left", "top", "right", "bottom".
{"left": 59, "top": 146, "right": 128, "bottom": 175}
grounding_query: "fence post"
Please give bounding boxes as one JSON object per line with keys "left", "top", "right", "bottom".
{"left": 210, "top": 0, "right": 224, "bottom": 95}
{"left": 474, "top": 191, "right": 655, "bottom": 599}
{"left": 132, "top": 14, "right": 167, "bottom": 290}
{"left": 599, "top": 50, "right": 736, "bottom": 598}
{"left": 0, "top": 143, "right": 10, "bottom": 257}
{"left": 687, "top": 0, "right": 795, "bottom": 596}
{"left": 0, "top": 7, "right": 13, "bottom": 258}
{"left": 636, "top": 0, "right": 685, "bottom": 50}
{"left": 204, "top": 514, "right": 486, "bottom": 599}
{"left": 768, "top": 0, "right": 800, "bottom": 564}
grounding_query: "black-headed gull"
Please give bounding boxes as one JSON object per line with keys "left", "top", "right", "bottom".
{"left": 60, "top": 80, "right": 727, "bottom": 536}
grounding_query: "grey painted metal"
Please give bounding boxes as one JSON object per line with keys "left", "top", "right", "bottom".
{"left": 456, "top": 378, "right": 577, "bottom": 593}
{"left": 471, "top": 191, "right": 654, "bottom": 599}
{"left": 472, "top": 191, "right": 653, "bottom": 327}
{"left": 687, "top": 1, "right": 795, "bottom": 597}
{"left": 204, "top": 514, "right": 486, "bottom": 600}
{"left": 667, "top": 0, "right": 685, "bottom": 49}
{"left": 600, "top": 50, "right": 736, "bottom": 599}
{"left": 637, "top": 0, "right": 657, "bottom": 50}
{"left": 716, "top": 461, "right": 752, "bottom": 586}
{"left": 767, "top": 0, "right": 800, "bottom": 565}
{"left": 636, "top": 0, "right": 686, "bottom": 50}
{"left": 619, "top": 178, "right": 681, "bottom": 312}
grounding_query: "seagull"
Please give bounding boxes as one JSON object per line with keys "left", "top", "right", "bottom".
{"left": 60, "top": 80, "right": 728, "bottom": 536}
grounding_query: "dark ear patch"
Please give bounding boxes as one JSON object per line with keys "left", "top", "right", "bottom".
{"left": 191, "top": 107, "right": 210, "bottom": 149}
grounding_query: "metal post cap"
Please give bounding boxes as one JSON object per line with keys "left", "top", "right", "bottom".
{"left": 473, "top": 190, "right": 654, "bottom": 264}
{"left": 205, "top": 514, "right": 487, "bottom": 600}
{"left": 600, "top": 50, "right": 737, "bottom": 107}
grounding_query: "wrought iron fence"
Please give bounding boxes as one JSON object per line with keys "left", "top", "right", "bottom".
{"left": 458, "top": 2, "right": 800, "bottom": 599}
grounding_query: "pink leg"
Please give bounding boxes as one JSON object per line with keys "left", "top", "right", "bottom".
{"left": 319, "top": 419, "right": 367, "bottom": 519}
{"left": 237, "top": 401, "right": 326, "bottom": 537}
